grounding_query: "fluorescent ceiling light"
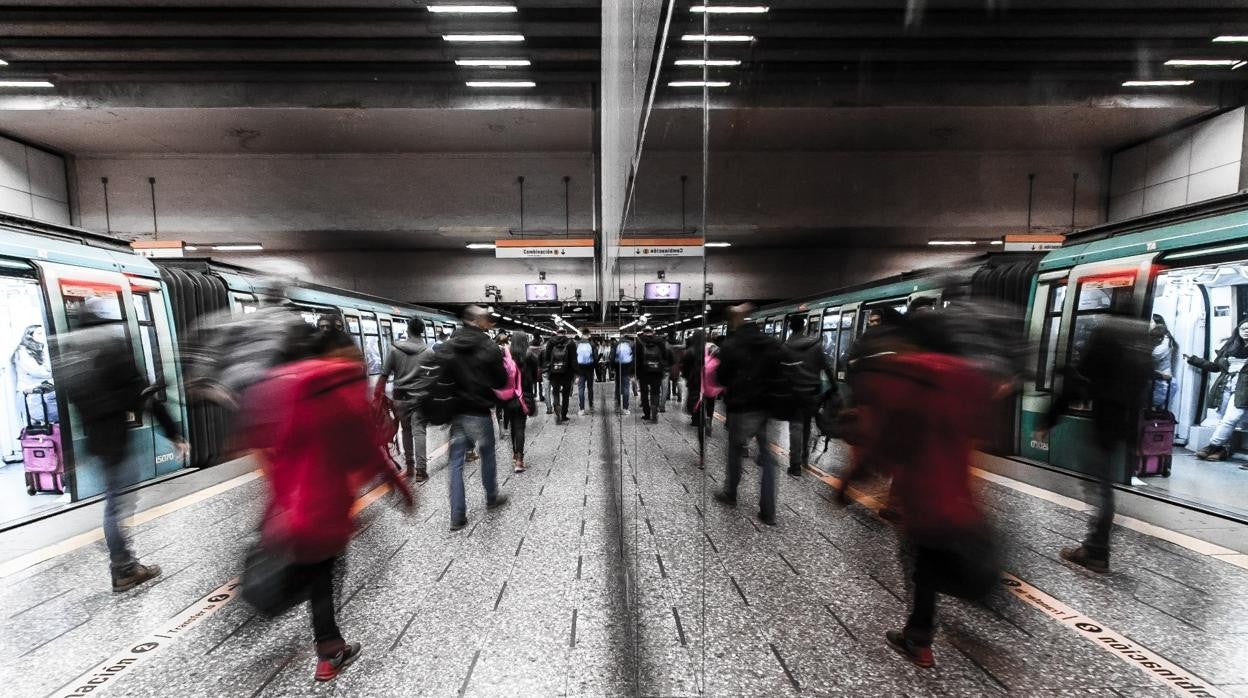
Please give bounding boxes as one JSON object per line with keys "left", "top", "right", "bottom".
{"left": 183, "top": 245, "right": 199, "bottom": 251}
{"left": 1236, "top": 61, "right": 1248, "bottom": 70}
{"left": 690, "top": 5, "right": 768, "bottom": 13}
{"left": 928, "top": 240, "right": 977, "bottom": 246}
{"left": 1168, "top": 242, "right": 1248, "bottom": 260}
{"left": 675, "top": 59, "right": 742, "bottom": 67}
{"left": 428, "top": 4, "right": 517, "bottom": 12}
{"left": 1212, "top": 36, "right": 1248, "bottom": 43}
{"left": 989, "top": 241, "right": 1003, "bottom": 245}
{"left": 455, "top": 58, "right": 531, "bottom": 67}
{"left": 704, "top": 241, "right": 732, "bottom": 248}
{"left": 0, "top": 59, "right": 7, "bottom": 67}
{"left": 466, "top": 80, "right": 536, "bottom": 87}
{"left": 681, "top": 34, "right": 754, "bottom": 43}
{"left": 0, "top": 80, "right": 54, "bottom": 88}
{"left": 1122, "top": 80, "right": 1194, "bottom": 87}
{"left": 669, "top": 80, "right": 731, "bottom": 87}
{"left": 443, "top": 34, "right": 525, "bottom": 42}
{"left": 1164, "top": 59, "right": 1243, "bottom": 67}
{"left": 466, "top": 242, "right": 497, "bottom": 249}
{"left": 213, "top": 244, "right": 263, "bottom": 251}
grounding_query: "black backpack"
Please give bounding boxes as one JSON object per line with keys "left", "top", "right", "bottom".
{"left": 414, "top": 347, "right": 458, "bottom": 425}
{"left": 549, "top": 343, "right": 570, "bottom": 376}
{"left": 642, "top": 342, "right": 663, "bottom": 374}
{"left": 780, "top": 339, "right": 823, "bottom": 409}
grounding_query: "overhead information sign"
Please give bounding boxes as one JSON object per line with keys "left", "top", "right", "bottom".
{"left": 1003, "top": 234, "right": 1064, "bottom": 252}
{"left": 130, "top": 240, "right": 185, "bottom": 258}
{"left": 495, "top": 239, "right": 595, "bottom": 259}
{"left": 621, "top": 237, "right": 704, "bottom": 257}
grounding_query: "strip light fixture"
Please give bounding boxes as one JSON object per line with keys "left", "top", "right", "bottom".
{"left": 1164, "top": 59, "right": 1243, "bottom": 67}
{"left": 681, "top": 34, "right": 754, "bottom": 43}
{"left": 690, "top": 5, "right": 769, "bottom": 13}
{"left": 0, "top": 80, "right": 54, "bottom": 88}
{"left": 0, "top": 59, "right": 8, "bottom": 67}
{"left": 675, "top": 59, "right": 742, "bottom": 67}
{"left": 466, "top": 80, "right": 536, "bottom": 87}
{"left": 927, "top": 240, "right": 977, "bottom": 246}
{"left": 1122, "top": 80, "right": 1194, "bottom": 87}
{"left": 455, "top": 58, "right": 531, "bottom": 67}
{"left": 704, "top": 241, "right": 732, "bottom": 247}
{"left": 443, "top": 34, "right": 525, "bottom": 42}
{"left": 466, "top": 243, "right": 497, "bottom": 249}
{"left": 428, "top": 4, "right": 518, "bottom": 13}
{"left": 1212, "top": 36, "right": 1248, "bottom": 43}
{"left": 213, "top": 244, "right": 264, "bottom": 251}
{"left": 669, "top": 80, "right": 731, "bottom": 88}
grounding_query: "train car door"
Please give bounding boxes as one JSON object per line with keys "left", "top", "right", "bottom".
{"left": 1039, "top": 254, "right": 1153, "bottom": 483}
{"left": 128, "top": 276, "right": 187, "bottom": 478}
{"left": 358, "top": 312, "right": 383, "bottom": 376}
{"left": 39, "top": 263, "right": 164, "bottom": 500}
{"left": 1019, "top": 271, "right": 1069, "bottom": 461}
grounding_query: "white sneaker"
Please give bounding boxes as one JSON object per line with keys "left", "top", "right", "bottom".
{"left": 622, "top": 409, "right": 631, "bottom": 415}
{"left": 578, "top": 409, "right": 586, "bottom": 417}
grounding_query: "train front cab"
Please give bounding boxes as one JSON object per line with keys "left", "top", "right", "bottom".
{"left": 1022, "top": 244, "right": 1248, "bottom": 520}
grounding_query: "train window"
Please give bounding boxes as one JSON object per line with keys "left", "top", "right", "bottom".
{"left": 836, "top": 310, "right": 855, "bottom": 370}
{"left": 820, "top": 307, "right": 841, "bottom": 372}
{"left": 346, "top": 316, "right": 361, "bottom": 334}
{"left": 131, "top": 292, "right": 166, "bottom": 397}
{"left": 1035, "top": 281, "right": 1068, "bottom": 390}
{"left": 1068, "top": 275, "right": 1134, "bottom": 369}
{"left": 61, "top": 282, "right": 142, "bottom": 427}
{"left": 360, "top": 313, "right": 382, "bottom": 375}
{"left": 380, "top": 320, "right": 393, "bottom": 359}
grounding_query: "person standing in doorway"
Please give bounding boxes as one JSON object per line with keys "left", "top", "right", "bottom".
{"left": 373, "top": 317, "right": 433, "bottom": 482}
{"left": 713, "top": 305, "right": 785, "bottom": 524}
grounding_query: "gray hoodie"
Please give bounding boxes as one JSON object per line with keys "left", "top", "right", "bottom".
{"left": 381, "top": 338, "right": 432, "bottom": 395}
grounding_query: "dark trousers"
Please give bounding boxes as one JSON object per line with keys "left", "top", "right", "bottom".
{"left": 905, "top": 546, "right": 940, "bottom": 646}
{"left": 576, "top": 368, "right": 595, "bottom": 410}
{"left": 725, "top": 410, "right": 777, "bottom": 520}
{"left": 694, "top": 396, "right": 716, "bottom": 453}
{"left": 290, "top": 557, "right": 343, "bottom": 657}
{"left": 615, "top": 371, "right": 632, "bottom": 409}
{"left": 551, "top": 377, "right": 573, "bottom": 419}
{"left": 508, "top": 406, "right": 528, "bottom": 459}
{"left": 788, "top": 409, "right": 813, "bottom": 469}
{"left": 639, "top": 376, "right": 662, "bottom": 419}
{"left": 1084, "top": 431, "right": 1120, "bottom": 560}
{"left": 595, "top": 364, "right": 607, "bottom": 382}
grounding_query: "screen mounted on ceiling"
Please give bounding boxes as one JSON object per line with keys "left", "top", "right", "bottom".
{"left": 525, "top": 283, "right": 558, "bottom": 302}
{"left": 643, "top": 282, "right": 681, "bottom": 301}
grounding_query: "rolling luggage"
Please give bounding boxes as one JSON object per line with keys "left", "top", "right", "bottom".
{"left": 1136, "top": 379, "right": 1174, "bottom": 478}
{"left": 21, "top": 387, "right": 64, "bottom": 495}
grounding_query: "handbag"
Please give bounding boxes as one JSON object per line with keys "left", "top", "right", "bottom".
{"left": 241, "top": 540, "right": 307, "bottom": 618}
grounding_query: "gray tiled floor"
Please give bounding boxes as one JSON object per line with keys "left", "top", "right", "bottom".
{"left": 0, "top": 387, "right": 1246, "bottom": 697}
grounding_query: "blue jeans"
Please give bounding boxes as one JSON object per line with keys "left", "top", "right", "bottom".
{"left": 615, "top": 370, "right": 631, "bottom": 409}
{"left": 577, "top": 368, "right": 595, "bottom": 410}
{"left": 102, "top": 458, "right": 137, "bottom": 573}
{"left": 448, "top": 414, "right": 500, "bottom": 523}
{"left": 725, "top": 410, "right": 777, "bottom": 520}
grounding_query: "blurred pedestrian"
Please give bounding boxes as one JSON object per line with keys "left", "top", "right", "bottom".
{"left": 59, "top": 297, "right": 189, "bottom": 592}
{"left": 503, "top": 332, "right": 539, "bottom": 473}
{"left": 637, "top": 326, "right": 670, "bottom": 422}
{"left": 440, "top": 305, "right": 510, "bottom": 530}
{"left": 545, "top": 328, "right": 575, "bottom": 423}
{"left": 782, "top": 315, "right": 834, "bottom": 477}
{"left": 713, "top": 305, "right": 784, "bottom": 524}
{"left": 847, "top": 311, "right": 999, "bottom": 668}
{"left": 681, "top": 330, "right": 722, "bottom": 456}
{"left": 242, "top": 327, "right": 414, "bottom": 682}
{"left": 1039, "top": 313, "right": 1151, "bottom": 572}
{"left": 374, "top": 317, "right": 433, "bottom": 482}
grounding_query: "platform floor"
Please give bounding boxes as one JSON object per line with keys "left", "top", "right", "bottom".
{"left": 0, "top": 390, "right": 1246, "bottom": 697}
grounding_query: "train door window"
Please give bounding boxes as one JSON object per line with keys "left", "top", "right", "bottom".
{"left": 380, "top": 320, "right": 393, "bottom": 361}
{"left": 360, "top": 315, "right": 382, "bottom": 375}
{"left": 1035, "top": 281, "right": 1068, "bottom": 391}
{"left": 61, "top": 282, "right": 142, "bottom": 427}
{"left": 820, "top": 307, "right": 841, "bottom": 372}
{"left": 344, "top": 315, "right": 364, "bottom": 353}
{"left": 806, "top": 312, "right": 821, "bottom": 335}
{"left": 0, "top": 267, "right": 56, "bottom": 500}
{"left": 233, "top": 294, "right": 258, "bottom": 314}
{"left": 836, "top": 309, "right": 855, "bottom": 371}
{"left": 1068, "top": 275, "right": 1135, "bottom": 369}
{"left": 131, "top": 292, "right": 166, "bottom": 397}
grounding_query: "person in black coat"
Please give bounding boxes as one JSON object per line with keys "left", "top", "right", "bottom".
{"left": 61, "top": 297, "right": 188, "bottom": 592}
{"left": 636, "top": 327, "right": 671, "bottom": 422}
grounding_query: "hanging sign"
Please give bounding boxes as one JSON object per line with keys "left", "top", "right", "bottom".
{"left": 1003, "top": 234, "right": 1065, "bottom": 252}
{"left": 130, "top": 240, "right": 185, "bottom": 258}
{"left": 495, "top": 239, "right": 595, "bottom": 259}
{"left": 621, "top": 237, "right": 704, "bottom": 257}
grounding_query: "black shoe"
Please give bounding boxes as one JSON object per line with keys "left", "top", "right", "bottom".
{"left": 112, "top": 562, "right": 162, "bottom": 592}
{"left": 487, "top": 493, "right": 510, "bottom": 510}
{"left": 886, "top": 631, "right": 934, "bottom": 668}
{"left": 787, "top": 467, "right": 802, "bottom": 478}
{"left": 449, "top": 518, "right": 468, "bottom": 531}
{"left": 757, "top": 512, "right": 777, "bottom": 526}
{"left": 1060, "top": 546, "right": 1109, "bottom": 573}
{"left": 713, "top": 491, "right": 737, "bottom": 506}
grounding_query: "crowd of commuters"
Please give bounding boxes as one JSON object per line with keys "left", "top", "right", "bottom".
{"left": 63, "top": 290, "right": 1167, "bottom": 681}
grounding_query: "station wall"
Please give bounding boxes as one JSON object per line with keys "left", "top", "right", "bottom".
{"left": 0, "top": 135, "right": 70, "bottom": 225}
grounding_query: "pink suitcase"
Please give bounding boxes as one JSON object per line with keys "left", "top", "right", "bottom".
{"left": 21, "top": 389, "right": 64, "bottom": 495}
{"left": 1136, "top": 408, "right": 1174, "bottom": 478}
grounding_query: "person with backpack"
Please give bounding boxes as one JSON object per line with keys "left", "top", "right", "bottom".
{"left": 574, "top": 328, "right": 598, "bottom": 416}
{"left": 58, "top": 297, "right": 190, "bottom": 592}
{"left": 544, "top": 328, "right": 575, "bottom": 423}
{"left": 713, "top": 304, "right": 785, "bottom": 524}
{"left": 502, "top": 332, "right": 540, "bottom": 473}
{"left": 636, "top": 326, "right": 671, "bottom": 422}
{"left": 611, "top": 334, "right": 636, "bottom": 415}
{"left": 242, "top": 327, "right": 414, "bottom": 682}
{"left": 782, "top": 316, "right": 835, "bottom": 478}
{"left": 431, "top": 305, "right": 511, "bottom": 530}
{"left": 844, "top": 311, "right": 999, "bottom": 669}
{"left": 373, "top": 317, "right": 433, "bottom": 482}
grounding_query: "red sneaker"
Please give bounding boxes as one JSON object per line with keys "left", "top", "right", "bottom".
{"left": 886, "top": 631, "right": 934, "bottom": 668}
{"left": 315, "top": 642, "right": 361, "bottom": 682}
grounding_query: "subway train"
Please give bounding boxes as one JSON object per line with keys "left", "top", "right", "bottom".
{"left": 756, "top": 192, "right": 1248, "bottom": 519}
{"left": 0, "top": 213, "right": 456, "bottom": 529}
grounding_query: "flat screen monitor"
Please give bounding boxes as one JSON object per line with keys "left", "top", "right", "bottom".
{"left": 644, "top": 282, "right": 681, "bottom": 301}
{"left": 525, "top": 283, "right": 558, "bottom": 302}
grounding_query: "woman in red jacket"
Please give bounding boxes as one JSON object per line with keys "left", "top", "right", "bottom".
{"left": 244, "top": 328, "right": 413, "bottom": 682}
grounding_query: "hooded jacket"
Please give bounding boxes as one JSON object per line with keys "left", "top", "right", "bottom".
{"left": 245, "top": 357, "right": 411, "bottom": 562}
{"left": 849, "top": 351, "right": 989, "bottom": 543}
{"left": 443, "top": 325, "right": 508, "bottom": 416}
{"left": 377, "top": 338, "right": 431, "bottom": 398}
{"left": 784, "top": 333, "right": 833, "bottom": 405}
{"left": 716, "top": 323, "right": 783, "bottom": 412}
{"left": 544, "top": 336, "right": 575, "bottom": 378}
{"left": 636, "top": 333, "right": 671, "bottom": 378}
